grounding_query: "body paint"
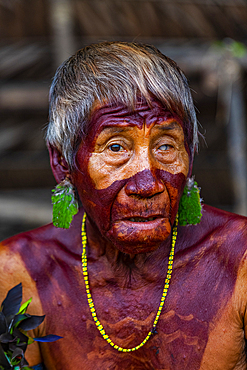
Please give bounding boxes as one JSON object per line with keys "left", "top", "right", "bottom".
{"left": 13, "top": 205, "right": 247, "bottom": 369}
{"left": 75, "top": 168, "right": 186, "bottom": 254}
{"left": 73, "top": 100, "right": 189, "bottom": 254}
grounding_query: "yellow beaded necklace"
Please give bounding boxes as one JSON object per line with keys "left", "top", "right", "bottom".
{"left": 81, "top": 213, "right": 178, "bottom": 352}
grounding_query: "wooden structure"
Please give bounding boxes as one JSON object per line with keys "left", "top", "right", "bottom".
{"left": 1, "top": 0, "right": 247, "bottom": 41}
{"left": 0, "top": 0, "right": 247, "bottom": 238}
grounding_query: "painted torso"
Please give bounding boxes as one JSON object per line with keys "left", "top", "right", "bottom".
{"left": 1, "top": 205, "right": 247, "bottom": 370}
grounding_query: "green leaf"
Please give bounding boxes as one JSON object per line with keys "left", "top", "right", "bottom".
{"left": 34, "top": 334, "right": 62, "bottom": 342}
{"left": 11, "top": 347, "right": 23, "bottom": 361}
{"left": 0, "top": 345, "right": 11, "bottom": 368}
{"left": 12, "top": 328, "right": 29, "bottom": 345}
{"left": 230, "top": 41, "right": 247, "bottom": 58}
{"left": 212, "top": 39, "right": 247, "bottom": 59}
{"left": 0, "top": 333, "right": 15, "bottom": 343}
{"left": 1, "top": 284, "right": 22, "bottom": 317}
{"left": 0, "top": 313, "right": 7, "bottom": 336}
{"left": 52, "top": 181, "right": 78, "bottom": 229}
{"left": 178, "top": 181, "right": 202, "bottom": 226}
{"left": 18, "top": 315, "right": 45, "bottom": 331}
{"left": 27, "top": 337, "right": 34, "bottom": 345}
{"left": 18, "top": 299, "right": 32, "bottom": 315}
{"left": 13, "top": 315, "right": 30, "bottom": 329}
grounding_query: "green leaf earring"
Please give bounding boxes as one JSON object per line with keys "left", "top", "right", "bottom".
{"left": 178, "top": 177, "right": 202, "bottom": 226}
{"left": 51, "top": 178, "right": 79, "bottom": 229}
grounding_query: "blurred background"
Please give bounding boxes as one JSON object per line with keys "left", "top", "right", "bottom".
{"left": 1, "top": 0, "right": 247, "bottom": 240}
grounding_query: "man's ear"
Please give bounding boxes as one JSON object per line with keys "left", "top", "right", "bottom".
{"left": 48, "top": 144, "right": 70, "bottom": 184}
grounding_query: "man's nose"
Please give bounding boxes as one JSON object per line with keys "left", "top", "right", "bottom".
{"left": 125, "top": 169, "right": 165, "bottom": 198}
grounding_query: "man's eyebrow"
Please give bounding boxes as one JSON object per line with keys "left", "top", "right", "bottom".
{"left": 99, "top": 126, "right": 131, "bottom": 134}
{"left": 155, "top": 121, "right": 182, "bottom": 131}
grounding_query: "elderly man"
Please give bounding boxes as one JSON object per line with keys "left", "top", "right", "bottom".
{"left": 1, "top": 42, "right": 247, "bottom": 370}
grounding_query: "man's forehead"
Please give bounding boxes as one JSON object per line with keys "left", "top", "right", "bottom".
{"left": 89, "top": 100, "right": 182, "bottom": 134}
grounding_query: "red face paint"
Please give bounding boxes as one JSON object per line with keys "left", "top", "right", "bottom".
{"left": 75, "top": 168, "right": 186, "bottom": 254}
{"left": 72, "top": 100, "right": 189, "bottom": 254}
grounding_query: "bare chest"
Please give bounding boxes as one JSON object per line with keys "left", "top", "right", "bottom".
{"left": 42, "top": 295, "right": 245, "bottom": 370}
{"left": 32, "top": 239, "right": 247, "bottom": 370}
{"left": 39, "top": 267, "right": 245, "bottom": 370}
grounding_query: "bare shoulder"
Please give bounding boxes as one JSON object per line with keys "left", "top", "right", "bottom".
{"left": 192, "top": 204, "right": 247, "bottom": 310}
{"left": 202, "top": 203, "right": 247, "bottom": 227}
{"left": 179, "top": 204, "right": 247, "bottom": 249}
{"left": 202, "top": 204, "right": 247, "bottom": 253}
{"left": 1, "top": 224, "right": 57, "bottom": 302}
{"left": 0, "top": 213, "right": 82, "bottom": 306}
{"left": 0, "top": 225, "right": 54, "bottom": 313}
{"left": 177, "top": 204, "right": 247, "bottom": 296}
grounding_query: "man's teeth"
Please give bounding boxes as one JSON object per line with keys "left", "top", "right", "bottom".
{"left": 129, "top": 217, "right": 156, "bottom": 222}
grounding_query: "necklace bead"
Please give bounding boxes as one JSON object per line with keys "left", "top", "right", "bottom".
{"left": 81, "top": 213, "right": 178, "bottom": 352}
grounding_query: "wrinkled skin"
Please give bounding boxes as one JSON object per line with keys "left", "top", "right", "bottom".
{"left": 1, "top": 101, "right": 247, "bottom": 370}
{"left": 73, "top": 101, "right": 189, "bottom": 254}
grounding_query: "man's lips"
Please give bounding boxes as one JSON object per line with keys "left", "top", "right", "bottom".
{"left": 116, "top": 214, "right": 165, "bottom": 222}
{"left": 128, "top": 216, "right": 157, "bottom": 222}
{"left": 112, "top": 215, "right": 167, "bottom": 227}
{"left": 106, "top": 214, "right": 172, "bottom": 253}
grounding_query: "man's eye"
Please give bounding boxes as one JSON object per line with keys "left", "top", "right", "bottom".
{"left": 158, "top": 144, "right": 171, "bottom": 151}
{"left": 109, "top": 144, "right": 124, "bottom": 152}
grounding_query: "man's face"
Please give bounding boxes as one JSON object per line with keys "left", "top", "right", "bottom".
{"left": 72, "top": 100, "right": 190, "bottom": 254}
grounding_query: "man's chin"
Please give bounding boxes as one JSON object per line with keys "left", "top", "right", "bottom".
{"left": 105, "top": 218, "right": 172, "bottom": 255}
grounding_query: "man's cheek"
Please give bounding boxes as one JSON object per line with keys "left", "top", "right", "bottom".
{"left": 156, "top": 169, "right": 186, "bottom": 190}
{"left": 77, "top": 176, "right": 127, "bottom": 233}
{"left": 166, "top": 183, "right": 184, "bottom": 223}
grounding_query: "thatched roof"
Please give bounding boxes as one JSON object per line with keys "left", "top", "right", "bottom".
{"left": 0, "top": 0, "right": 247, "bottom": 42}
{"left": 73, "top": 0, "right": 247, "bottom": 40}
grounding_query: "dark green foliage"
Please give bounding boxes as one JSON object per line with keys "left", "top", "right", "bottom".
{"left": 0, "top": 284, "right": 62, "bottom": 369}
{"left": 1, "top": 284, "right": 22, "bottom": 318}
{"left": 18, "top": 316, "right": 45, "bottom": 332}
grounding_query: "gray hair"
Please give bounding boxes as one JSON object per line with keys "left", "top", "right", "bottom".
{"left": 47, "top": 42, "right": 198, "bottom": 169}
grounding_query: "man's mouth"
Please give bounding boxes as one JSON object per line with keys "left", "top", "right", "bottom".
{"left": 128, "top": 217, "right": 157, "bottom": 222}
{"left": 107, "top": 214, "right": 171, "bottom": 254}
